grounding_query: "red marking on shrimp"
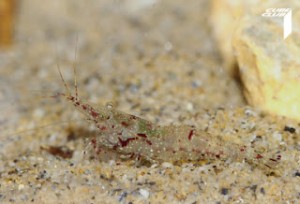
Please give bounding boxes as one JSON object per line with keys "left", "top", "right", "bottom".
{"left": 67, "top": 96, "right": 75, "bottom": 101}
{"left": 81, "top": 104, "right": 87, "bottom": 110}
{"left": 91, "top": 138, "right": 97, "bottom": 149}
{"left": 265, "top": 164, "right": 272, "bottom": 169}
{"left": 146, "top": 140, "right": 152, "bottom": 145}
{"left": 98, "top": 126, "right": 107, "bottom": 131}
{"left": 188, "top": 129, "right": 194, "bottom": 140}
{"left": 240, "top": 146, "right": 246, "bottom": 152}
{"left": 137, "top": 133, "right": 147, "bottom": 138}
{"left": 113, "top": 144, "right": 118, "bottom": 150}
{"left": 118, "top": 137, "right": 137, "bottom": 147}
{"left": 90, "top": 109, "right": 99, "bottom": 118}
{"left": 256, "top": 154, "right": 263, "bottom": 159}
{"left": 121, "top": 121, "right": 129, "bottom": 127}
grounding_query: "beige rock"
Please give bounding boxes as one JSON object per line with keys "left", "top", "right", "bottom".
{"left": 210, "top": 1, "right": 300, "bottom": 76}
{"left": 211, "top": 0, "right": 300, "bottom": 120}
{"left": 233, "top": 11, "right": 300, "bottom": 120}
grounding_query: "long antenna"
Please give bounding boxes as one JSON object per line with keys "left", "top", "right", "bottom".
{"left": 73, "top": 34, "right": 79, "bottom": 100}
{"left": 55, "top": 45, "right": 71, "bottom": 96}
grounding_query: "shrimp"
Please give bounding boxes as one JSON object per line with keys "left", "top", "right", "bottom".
{"left": 55, "top": 62, "right": 283, "bottom": 175}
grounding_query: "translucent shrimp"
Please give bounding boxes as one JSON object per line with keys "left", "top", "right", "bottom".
{"left": 55, "top": 63, "right": 283, "bottom": 175}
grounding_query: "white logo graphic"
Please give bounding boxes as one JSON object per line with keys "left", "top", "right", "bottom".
{"left": 262, "top": 8, "right": 292, "bottom": 39}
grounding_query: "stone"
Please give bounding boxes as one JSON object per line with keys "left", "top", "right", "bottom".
{"left": 210, "top": 0, "right": 300, "bottom": 120}
{"left": 210, "top": 1, "right": 300, "bottom": 76}
{"left": 233, "top": 10, "right": 300, "bottom": 120}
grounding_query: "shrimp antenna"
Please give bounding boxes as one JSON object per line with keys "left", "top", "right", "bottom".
{"left": 55, "top": 45, "right": 72, "bottom": 96}
{"left": 73, "top": 34, "right": 79, "bottom": 100}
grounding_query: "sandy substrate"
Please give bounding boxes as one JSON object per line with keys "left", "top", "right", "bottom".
{"left": 0, "top": 0, "right": 299, "bottom": 203}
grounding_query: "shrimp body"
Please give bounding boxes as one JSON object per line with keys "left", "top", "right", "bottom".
{"left": 59, "top": 93, "right": 282, "bottom": 174}
{"left": 55, "top": 59, "right": 282, "bottom": 175}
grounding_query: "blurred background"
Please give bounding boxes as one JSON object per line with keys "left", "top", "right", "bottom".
{"left": 0, "top": 0, "right": 244, "bottom": 129}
